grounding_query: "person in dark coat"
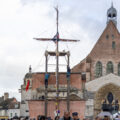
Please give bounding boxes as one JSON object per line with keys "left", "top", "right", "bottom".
{"left": 103, "top": 116, "right": 110, "bottom": 120}
{"left": 72, "top": 112, "right": 80, "bottom": 120}
{"left": 95, "top": 116, "right": 102, "bottom": 120}
{"left": 59, "top": 111, "right": 72, "bottom": 120}
{"left": 54, "top": 116, "right": 60, "bottom": 120}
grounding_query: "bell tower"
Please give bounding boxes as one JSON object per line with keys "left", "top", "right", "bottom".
{"left": 107, "top": 2, "right": 117, "bottom": 26}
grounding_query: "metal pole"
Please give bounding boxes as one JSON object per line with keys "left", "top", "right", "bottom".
{"left": 45, "top": 51, "right": 48, "bottom": 117}
{"left": 67, "top": 52, "right": 70, "bottom": 111}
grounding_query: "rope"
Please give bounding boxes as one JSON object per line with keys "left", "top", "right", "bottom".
{"left": 32, "top": 42, "right": 49, "bottom": 72}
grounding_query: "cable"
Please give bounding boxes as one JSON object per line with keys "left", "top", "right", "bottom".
{"left": 32, "top": 42, "right": 50, "bottom": 72}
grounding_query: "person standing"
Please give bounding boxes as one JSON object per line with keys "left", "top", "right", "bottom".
{"left": 59, "top": 111, "right": 72, "bottom": 120}
{"left": 103, "top": 116, "right": 110, "bottom": 120}
{"left": 95, "top": 116, "right": 101, "bottom": 120}
{"left": 72, "top": 112, "right": 80, "bottom": 120}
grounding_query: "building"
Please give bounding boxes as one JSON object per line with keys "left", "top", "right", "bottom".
{"left": 0, "top": 93, "right": 20, "bottom": 119}
{"left": 20, "top": 3, "right": 120, "bottom": 119}
{"left": 7, "top": 100, "right": 20, "bottom": 119}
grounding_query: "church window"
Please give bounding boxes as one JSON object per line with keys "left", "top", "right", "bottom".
{"left": 112, "top": 41, "right": 116, "bottom": 49}
{"left": 15, "top": 113, "right": 17, "bottom": 116}
{"left": 106, "top": 35, "right": 109, "bottom": 39}
{"left": 11, "top": 113, "right": 12, "bottom": 117}
{"left": 108, "top": 14, "right": 111, "bottom": 17}
{"left": 107, "top": 92, "right": 113, "bottom": 104}
{"left": 95, "top": 61, "right": 102, "bottom": 77}
{"left": 113, "top": 14, "right": 116, "bottom": 17}
{"left": 107, "top": 61, "right": 113, "bottom": 74}
{"left": 118, "top": 63, "right": 120, "bottom": 76}
{"left": 112, "top": 34, "right": 114, "bottom": 39}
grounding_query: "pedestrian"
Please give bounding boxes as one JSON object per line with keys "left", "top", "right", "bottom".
{"left": 95, "top": 116, "right": 101, "bottom": 120}
{"left": 59, "top": 111, "right": 72, "bottom": 120}
{"left": 72, "top": 112, "right": 80, "bottom": 120}
{"left": 103, "top": 116, "right": 110, "bottom": 120}
{"left": 54, "top": 116, "right": 60, "bottom": 120}
{"left": 115, "top": 115, "right": 120, "bottom": 120}
{"left": 82, "top": 118, "right": 88, "bottom": 120}
{"left": 37, "top": 116, "right": 45, "bottom": 120}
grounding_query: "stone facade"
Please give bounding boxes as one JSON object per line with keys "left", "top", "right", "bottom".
{"left": 28, "top": 101, "right": 85, "bottom": 120}
{"left": 7, "top": 109, "right": 20, "bottom": 119}
{"left": 85, "top": 74, "right": 120, "bottom": 117}
{"left": 20, "top": 73, "right": 85, "bottom": 119}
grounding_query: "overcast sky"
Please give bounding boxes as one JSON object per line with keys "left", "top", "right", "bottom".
{"left": 0, "top": 0, "right": 120, "bottom": 100}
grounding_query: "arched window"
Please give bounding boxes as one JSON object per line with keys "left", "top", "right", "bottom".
{"left": 107, "top": 92, "right": 113, "bottom": 104}
{"left": 96, "top": 61, "right": 102, "bottom": 77}
{"left": 112, "top": 41, "right": 116, "bottom": 49}
{"left": 113, "top": 14, "right": 116, "bottom": 17}
{"left": 118, "top": 63, "right": 120, "bottom": 76}
{"left": 108, "top": 14, "right": 111, "bottom": 17}
{"left": 107, "top": 61, "right": 113, "bottom": 74}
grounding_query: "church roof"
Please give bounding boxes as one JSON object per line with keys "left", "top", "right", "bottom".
{"left": 72, "top": 20, "right": 120, "bottom": 73}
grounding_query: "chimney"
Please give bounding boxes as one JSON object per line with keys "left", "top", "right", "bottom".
{"left": 4, "top": 92, "right": 9, "bottom": 100}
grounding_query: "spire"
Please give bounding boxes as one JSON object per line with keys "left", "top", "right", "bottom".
{"left": 29, "top": 65, "right": 32, "bottom": 73}
{"left": 111, "top": 1, "right": 113, "bottom": 8}
{"left": 107, "top": 2, "right": 117, "bottom": 26}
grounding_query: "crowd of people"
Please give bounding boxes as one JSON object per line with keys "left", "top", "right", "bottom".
{"left": 38, "top": 111, "right": 80, "bottom": 120}
{"left": 95, "top": 115, "right": 120, "bottom": 120}
{"left": 9, "top": 111, "right": 119, "bottom": 120}
{"left": 37, "top": 111, "right": 120, "bottom": 120}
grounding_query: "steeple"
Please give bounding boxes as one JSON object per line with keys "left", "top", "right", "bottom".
{"left": 29, "top": 65, "right": 32, "bottom": 73}
{"left": 107, "top": 2, "right": 117, "bottom": 26}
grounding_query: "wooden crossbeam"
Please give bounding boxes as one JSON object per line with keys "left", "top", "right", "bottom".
{"left": 33, "top": 38, "right": 80, "bottom": 42}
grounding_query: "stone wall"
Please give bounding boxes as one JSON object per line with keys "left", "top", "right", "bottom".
{"left": 85, "top": 99, "right": 94, "bottom": 119}
{"left": 31, "top": 73, "right": 82, "bottom": 90}
{"left": 94, "top": 83, "right": 120, "bottom": 117}
{"left": 28, "top": 101, "right": 85, "bottom": 120}
{"left": 85, "top": 74, "right": 120, "bottom": 118}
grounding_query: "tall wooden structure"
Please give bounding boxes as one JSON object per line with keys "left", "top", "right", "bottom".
{"left": 34, "top": 7, "right": 79, "bottom": 117}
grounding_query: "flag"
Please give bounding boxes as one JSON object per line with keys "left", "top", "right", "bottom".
{"left": 52, "top": 32, "right": 59, "bottom": 43}
{"left": 26, "top": 80, "right": 30, "bottom": 91}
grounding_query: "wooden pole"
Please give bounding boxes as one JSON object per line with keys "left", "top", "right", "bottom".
{"left": 67, "top": 52, "right": 70, "bottom": 111}
{"left": 55, "top": 6, "right": 59, "bottom": 115}
{"left": 45, "top": 51, "right": 48, "bottom": 117}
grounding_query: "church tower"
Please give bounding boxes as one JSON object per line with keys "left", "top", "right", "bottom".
{"left": 107, "top": 3, "right": 117, "bottom": 26}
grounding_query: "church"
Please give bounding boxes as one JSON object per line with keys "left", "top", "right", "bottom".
{"left": 20, "top": 3, "right": 120, "bottom": 120}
